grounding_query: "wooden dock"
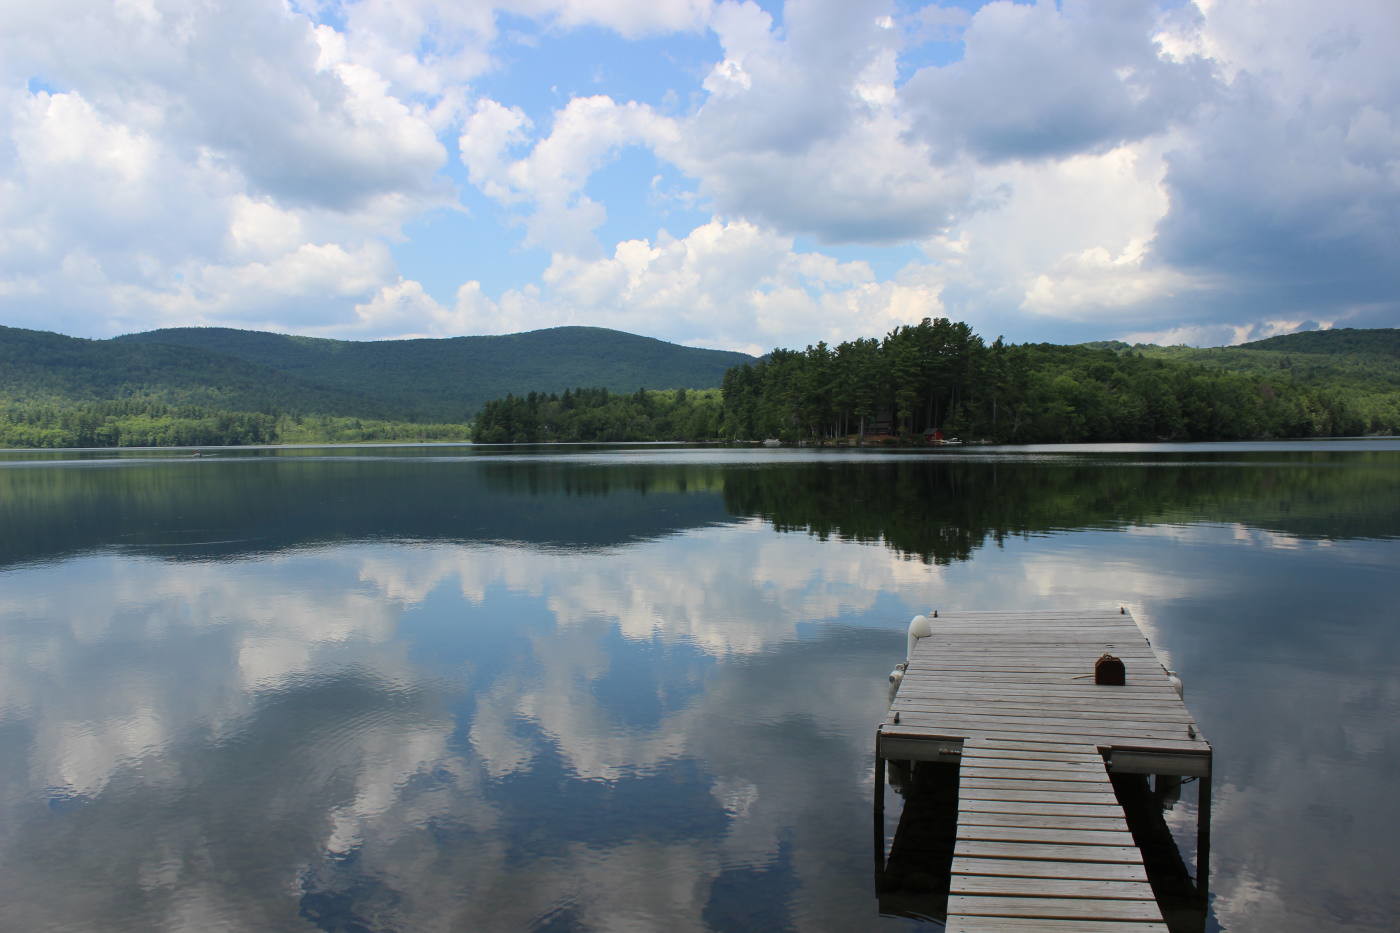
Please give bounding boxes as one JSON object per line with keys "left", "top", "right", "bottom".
{"left": 875, "top": 609, "right": 1212, "bottom": 931}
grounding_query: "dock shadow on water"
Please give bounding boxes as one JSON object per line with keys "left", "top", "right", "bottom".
{"left": 1111, "top": 773, "right": 1209, "bottom": 933}
{"left": 875, "top": 761, "right": 960, "bottom": 923}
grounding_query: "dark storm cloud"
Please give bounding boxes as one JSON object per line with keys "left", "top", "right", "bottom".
{"left": 1151, "top": 70, "right": 1400, "bottom": 322}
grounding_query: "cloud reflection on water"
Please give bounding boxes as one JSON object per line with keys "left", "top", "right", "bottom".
{"left": 0, "top": 523, "right": 931, "bottom": 931}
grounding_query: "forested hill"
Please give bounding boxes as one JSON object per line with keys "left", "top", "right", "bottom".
{"left": 0, "top": 324, "right": 391, "bottom": 415}
{"left": 114, "top": 325, "right": 755, "bottom": 419}
{"left": 1133, "top": 328, "right": 1400, "bottom": 411}
{"left": 1238, "top": 327, "right": 1400, "bottom": 356}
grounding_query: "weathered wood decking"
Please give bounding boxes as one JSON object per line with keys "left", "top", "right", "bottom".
{"left": 875, "top": 609, "right": 1211, "bottom": 931}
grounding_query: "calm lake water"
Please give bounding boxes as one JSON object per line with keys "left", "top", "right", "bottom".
{"left": 1, "top": 441, "right": 1397, "bottom": 932}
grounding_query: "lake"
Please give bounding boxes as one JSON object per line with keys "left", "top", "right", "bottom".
{"left": 1, "top": 441, "right": 1397, "bottom": 932}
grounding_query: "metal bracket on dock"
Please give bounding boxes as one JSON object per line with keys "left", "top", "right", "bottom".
{"left": 1106, "top": 747, "right": 1212, "bottom": 778}
{"left": 876, "top": 732, "right": 963, "bottom": 764}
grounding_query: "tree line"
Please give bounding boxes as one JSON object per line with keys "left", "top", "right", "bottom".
{"left": 473, "top": 387, "right": 722, "bottom": 443}
{"left": 719, "top": 318, "right": 1400, "bottom": 443}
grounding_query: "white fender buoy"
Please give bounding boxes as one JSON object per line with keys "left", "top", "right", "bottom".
{"left": 890, "top": 611, "right": 937, "bottom": 706}
{"left": 1166, "top": 669, "right": 1184, "bottom": 699}
{"left": 906, "top": 613, "right": 934, "bottom": 661}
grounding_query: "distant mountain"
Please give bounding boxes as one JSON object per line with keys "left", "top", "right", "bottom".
{"left": 114, "top": 325, "right": 756, "bottom": 419}
{"left": 1237, "top": 327, "right": 1400, "bottom": 357}
{"left": 0, "top": 324, "right": 756, "bottom": 424}
{"left": 1131, "top": 326, "right": 1400, "bottom": 392}
{"left": 0, "top": 324, "right": 392, "bottom": 416}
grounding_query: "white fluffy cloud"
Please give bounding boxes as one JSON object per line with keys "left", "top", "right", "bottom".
{"left": 670, "top": 0, "right": 976, "bottom": 243}
{"left": 4, "top": 0, "right": 448, "bottom": 210}
{"left": 0, "top": 0, "right": 456, "bottom": 336}
{"left": 463, "top": 94, "right": 680, "bottom": 255}
{"left": 355, "top": 219, "right": 945, "bottom": 350}
{"left": 938, "top": 139, "right": 1200, "bottom": 333}
{"left": 508, "top": 0, "right": 715, "bottom": 37}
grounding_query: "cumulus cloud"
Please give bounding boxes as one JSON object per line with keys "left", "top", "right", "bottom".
{"left": 1118, "top": 317, "right": 1333, "bottom": 350}
{"left": 397, "top": 219, "right": 946, "bottom": 351}
{"left": 3, "top": 0, "right": 449, "bottom": 211}
{"left": 1020, "top": 237, "right": 1195, "bottom": 319}
{"left": 498, "top": 92, "right": 683, "bottom": 252}
{"left": 1149, "top": 0, "right": 1400, "bottom": 325}
{"left": 902, "top": 0, "right": 1214, "bottom": 162}
{"left": 507, "top": 0, "right": 715, "bottom": 37}
{"left": 668, "top": 0, "right": 975, "bottom": 243}
{"left": 466, "top": 1, "right": 976, "bottom": 251}
{"left": 0, "top": 0, "right": 457, "bottom": 336}
{"left": 342, "top": 276, "right": 473, "bottom": 338}
{"left": 330, "top": 0, "right": 499, "bottom": 99}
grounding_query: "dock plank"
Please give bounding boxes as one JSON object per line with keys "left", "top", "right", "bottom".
{"left": 961, "top": 751, "right": 1107, "bottom": 765}
{"left": 947, "top": 895, "right": 1167, "bottom": 921}
{"left": 885, "top": 724, "right": 1210, "bottom": 752}
{"left": 951, "top": 857, "right": 1148, "bottom": 882}
{"left": 951, "top": 876, "right": 1157, "bottom": 900}
{"left": 960, "top": 766, "right": 1110, "bottom": 781}
{"left": 954, "top": 840, "right": 1145, "bottom": 863}
{"left": 959, "top": 799, "right": 1127, "bottom": 817}
{"left": 961, "top": 777, "right": 1120, "bottom": 793}
{"left": 959, "top": 788, "right": 1118, "bottom": 804}
{"left": 965, "top": 738, "right": 1108, "bottom": 754}
{"left": 946, "top": 918, "right": 1168, "bottom": 932}
{"left": 956, "top": 826, "right": 1136, "bottom": 846}
{"left": 897, "top": 701, "right": 1195, "bottom": 723}
{"left": 958, "top": 812, "right": 1130, "bottom": 831}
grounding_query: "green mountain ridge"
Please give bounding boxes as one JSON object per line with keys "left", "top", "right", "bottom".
{"left": 0, "top": 324, "right": 392, "bottom": 416}
{"left": 1131, "top": 328, "right": 1400, "bottom": 400}
{"left": 113, "top": 325, "right": 756, "bottom": 420}
{"left": 0, "top": 323, "right": 756, "bottom": 423}
{"left": 1236, "top": 327, "right": 1400, "bottom": 357}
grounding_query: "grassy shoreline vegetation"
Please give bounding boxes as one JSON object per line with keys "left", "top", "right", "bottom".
{"left": 0, "top": 400, "right": 471, "bottom": 448}
{"left": 2, "top": 320, "right": 1397, "bottom": 448}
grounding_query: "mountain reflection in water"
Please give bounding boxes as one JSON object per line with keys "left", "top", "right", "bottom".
{"left": 0, "top": 443, "right": 1396, "bottom": 932}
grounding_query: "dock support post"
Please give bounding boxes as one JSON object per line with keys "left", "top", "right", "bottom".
{"left": 1197, "top": 771, "right": 1212, "bottom": 904}
{"left": 873, "top": 751, "right": 886, "bottom": 870}
{"left": 874, "top": 752, "right": 885, "bottom": 819}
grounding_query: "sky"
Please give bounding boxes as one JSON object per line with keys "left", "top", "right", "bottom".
{"left": 1, "top": 0, "right": 1397, "bottom": 354}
